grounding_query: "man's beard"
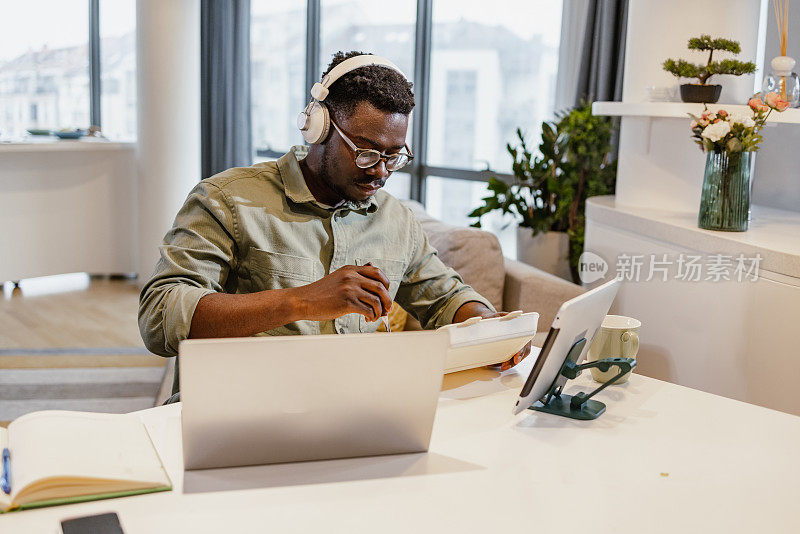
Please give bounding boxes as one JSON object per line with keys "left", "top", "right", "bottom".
{"left": 321, "top": 143, "right": 359, "bottom": 202}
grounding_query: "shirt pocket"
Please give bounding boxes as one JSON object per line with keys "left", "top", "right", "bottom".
{"left": 247, "top": 246, "right": 315, "bottom": 291}
{"left": 355, "top": 257, "right": 406, "bottom": 333}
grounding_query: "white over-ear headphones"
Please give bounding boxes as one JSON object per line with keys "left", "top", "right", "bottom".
{"left": 296, "top": 54, "right": 408, "bottom": 145}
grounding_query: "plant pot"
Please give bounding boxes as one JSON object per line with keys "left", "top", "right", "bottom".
{"left": 697, "top": 151, "right": 754, "bottom": 232}
{"left": 516, "top": 229, "right": 571, "bottom": 281}
{"left": 680, "top": 83, "right": 722, "bottom": 103}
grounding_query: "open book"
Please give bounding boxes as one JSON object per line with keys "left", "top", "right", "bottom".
{"left": 439, "top": 311, "right": 539, "bottom": 373}
{"left": 0, "top": 411, "right": 171, "bottom": 513}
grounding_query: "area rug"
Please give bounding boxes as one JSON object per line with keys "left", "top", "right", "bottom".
{"left": 0, "top": 346, "right": 165, "bottom": 423}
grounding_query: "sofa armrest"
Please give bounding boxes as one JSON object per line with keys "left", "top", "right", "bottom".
{"left": 503, "top": 258, "right": 585, "bottom": 334}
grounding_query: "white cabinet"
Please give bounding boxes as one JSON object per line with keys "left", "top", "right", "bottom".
{"left": 586, "top": 197, "right": 800, "bottom": 415}
{"left": 0, "top": 143, "right": 137, "bottom": 281}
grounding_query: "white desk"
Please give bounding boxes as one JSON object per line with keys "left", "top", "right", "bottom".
{"left": 4, "top": 355, "right": 800, "bottom": 533}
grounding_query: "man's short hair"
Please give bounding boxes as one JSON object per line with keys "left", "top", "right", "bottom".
{"left": 322, "top": 51, "right": 415, "bottom": 120}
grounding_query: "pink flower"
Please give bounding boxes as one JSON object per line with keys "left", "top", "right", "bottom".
{"left": 701, "top": 110, "right": 716, "bottom": 120}
{"left": 690, "top": 120, "right": 699, "bottom": 129}
{"left": 748, "top": 97, "right": 769, "bottom": 112}
{"left": 699, "top": 118, "right": 710, "bottom": 127}
{"left": 712, "top": 118, "right": 721, "bottom": 123}
{"left": 717, "top": 109, "right": 728, "bottom": 118}
{"left": 765, "top": 92, "right": 790, "bottom": 111}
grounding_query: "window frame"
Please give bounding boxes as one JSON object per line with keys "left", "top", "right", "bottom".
{"left": 88, "top": 0, "right": 102, "bottom": 129}
{"left": 89, "top": 0, "right": 101, "bottom": 128}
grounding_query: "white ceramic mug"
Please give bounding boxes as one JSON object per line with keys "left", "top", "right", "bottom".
{"left": 587, "top": 315, "right": 641, "bottom": 384}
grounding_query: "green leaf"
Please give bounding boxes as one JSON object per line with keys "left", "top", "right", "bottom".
{"left": 726, "top": 138, "right": 743, "bottom": 152}
{"left": 687, "top": 35, "right": 741, "bottom": 53}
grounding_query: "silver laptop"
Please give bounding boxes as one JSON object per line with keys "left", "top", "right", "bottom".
{"left": 179, "top": 330, "right": 449, "bottom": 470}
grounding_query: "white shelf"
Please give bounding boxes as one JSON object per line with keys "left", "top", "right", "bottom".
{"left": 592, "top": 101, "right": 800, "bottom": 124}
{"left": 0, "top": 139, "right": 135, "bottom": 153}
{"left": 586, "top": 195, "right": 800, "bottom": 279}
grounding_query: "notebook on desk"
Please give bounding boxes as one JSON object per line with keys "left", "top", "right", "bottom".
{"left": 0, "top": 411, "right": 171, "bottom": 513}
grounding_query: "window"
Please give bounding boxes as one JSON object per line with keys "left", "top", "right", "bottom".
{"left": 0, "top": 0, "right": 136, "bottom": 141}
{"left": 0, "top": 0, "right": 90, "bottom": 138}
{"left": 425, "top": 0, "right": 563, "bottom": 256}
{"left": 319, "top": 0, "right": 416, "bottom": 198}
{"left": 319, "top": 0, "right": 416, "bottom": 82}
{"left": 427, "top": 0, "right": 563, "bottom": 172}
{"left": 248, "top": 1, "right": 564, "bottom": 255}
{"left": 100, "top": 0, "right": 137, "bottom": 141}
{"left": 426, "top": 176, "right": 517, "bottom": 255}
{"left": 251, "top": 0, "right": 307, "bottom": 161}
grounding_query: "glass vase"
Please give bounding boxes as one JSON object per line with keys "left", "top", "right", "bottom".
{"left": 698, "top": 151, "right": 754, "bottom": 232}
{"left": 761, "top": 56, "right": 800, "bottom": 107}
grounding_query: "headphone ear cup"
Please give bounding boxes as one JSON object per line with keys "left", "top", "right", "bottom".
{"left": 300, "top": 101, "right": 331, "bottom": 144}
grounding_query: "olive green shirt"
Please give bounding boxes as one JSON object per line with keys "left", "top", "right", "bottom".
{"left": 138, "top": 147, "right": 493, "bottom": 357}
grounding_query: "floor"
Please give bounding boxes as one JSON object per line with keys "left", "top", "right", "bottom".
{"left": 0, "top": 274, "right": 166, "bottom": 425}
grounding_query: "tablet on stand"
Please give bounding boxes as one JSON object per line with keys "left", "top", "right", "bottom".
{"left": 512, "top": 279, "right": 635, "bottom": 420}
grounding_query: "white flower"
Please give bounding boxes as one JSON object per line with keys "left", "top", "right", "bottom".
{"left": 728, "top": 113, "right": 755, "bottom": 129}
{"left": 701, "top": 120, "right": 732, "bottom": 142}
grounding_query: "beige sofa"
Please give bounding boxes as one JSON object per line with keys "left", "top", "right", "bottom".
{"left": 154, "top": 200, "right": 585, "bottom": 405}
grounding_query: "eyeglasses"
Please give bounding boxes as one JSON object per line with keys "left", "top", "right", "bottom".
{"left": 330, "top": 118, "right": 414, "bottom": 172}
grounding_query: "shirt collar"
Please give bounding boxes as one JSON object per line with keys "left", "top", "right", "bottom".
{"left": 277, "top": 146, "right": 378, "bottom": 214}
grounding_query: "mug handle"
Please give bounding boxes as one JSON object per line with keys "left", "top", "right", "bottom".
{"left": 621, "top": 331, "right": 639, "bottom": 357}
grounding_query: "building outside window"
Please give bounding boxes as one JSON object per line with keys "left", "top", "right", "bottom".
{"left": 100, "top": 0, "right": 137, "bottom": 141}
{"left": 0, "top": 0, "right": 89, "bottom": 138}
{"left": 250, "top": 0, "right": 308, "bottom": 160}
{"left": 0, "top": 0, "right": 136, "bottom": 141}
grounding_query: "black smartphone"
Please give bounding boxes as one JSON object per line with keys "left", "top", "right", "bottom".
{"left": 61, "top": 512, "right": 125, "bottom": 534}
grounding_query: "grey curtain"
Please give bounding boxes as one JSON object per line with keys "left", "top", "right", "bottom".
{"left": 575, "top": 0, "right": 628, "bottom": 105}
{"left": 201, "top": 0, "right": 252, "bottom": 179}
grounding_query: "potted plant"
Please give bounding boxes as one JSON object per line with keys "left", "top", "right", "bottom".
{"left": 663, "top": 35, "right": 756, "bottom": 103}
{"left": 690, "top": 93, "right": 789, "bottom": 232}
{"left": 469, "top": 103, "right": 616, "bottom": 283}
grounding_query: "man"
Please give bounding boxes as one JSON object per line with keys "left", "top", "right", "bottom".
{"left": 138, "top": 51, "right": 529, "bottom": 394}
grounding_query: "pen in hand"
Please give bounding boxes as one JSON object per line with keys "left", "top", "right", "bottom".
{"left": 364, "top": 262, "right": 392, "bottom": 331}
{"left": 1, "top": 448, "right": 11, "bottom": 495}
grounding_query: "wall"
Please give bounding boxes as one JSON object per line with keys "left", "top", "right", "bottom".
{"left": 136, "top": 0, "right": 201, "bottom": 283}
{"left": 615, "top": 0, "right": 800, "bottom": 214}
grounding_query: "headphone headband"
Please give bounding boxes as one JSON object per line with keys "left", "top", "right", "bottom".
{"left": 299, "top": 54, "right": 408, "bottom": 144}
{"left": 310, "top": 55, "right": 407, "bottom": 101}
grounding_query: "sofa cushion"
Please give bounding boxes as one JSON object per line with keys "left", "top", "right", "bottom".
{"left": 401, "top": 200, "right": 505, "bottom": 311}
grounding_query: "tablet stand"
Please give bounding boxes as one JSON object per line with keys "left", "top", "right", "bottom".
{"left": 529, "top": 338, "right": 636, "bottom": 420}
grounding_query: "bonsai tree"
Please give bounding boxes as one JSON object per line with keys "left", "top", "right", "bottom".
{"left": 468, "top": 103, "right": 617, "bottom": 283}
{"left": 663, "top": 35, "right": 756, "bottom": 85}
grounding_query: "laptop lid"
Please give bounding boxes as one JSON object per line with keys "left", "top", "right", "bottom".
{"left": 179, "top": 330, "right": 449, "bottom": 470}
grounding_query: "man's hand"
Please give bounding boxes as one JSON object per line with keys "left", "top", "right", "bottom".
{"left": 189, "top": 264, "right": 392, "bottom": 339}
{"left": 294, "top": 265, "right": 392, "bottom": 322}
{"left": 453, "top": 302, "right": 532, "bottom": 371}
